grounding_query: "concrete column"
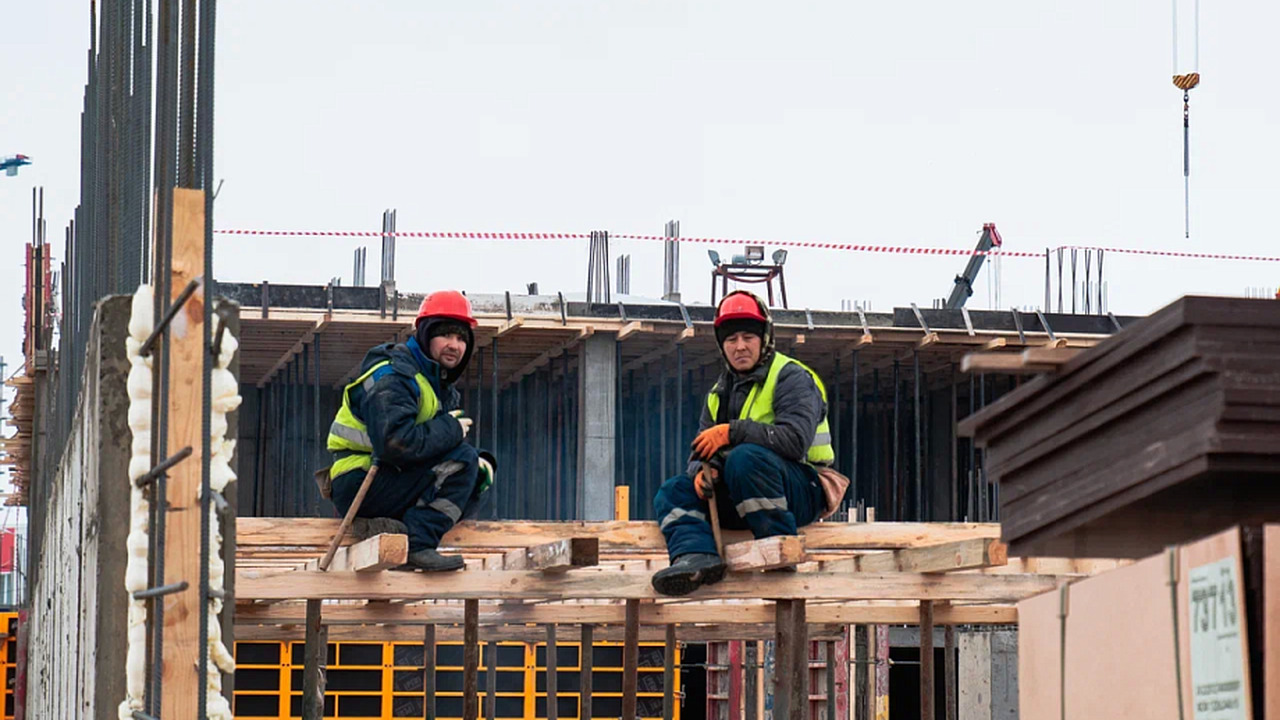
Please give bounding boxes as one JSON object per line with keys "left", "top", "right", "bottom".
{"left": 958, "top": 630, "right": 1017, "bottom": 720}
{"left": 577, "top": 333, "right": 616, "bottom": 520}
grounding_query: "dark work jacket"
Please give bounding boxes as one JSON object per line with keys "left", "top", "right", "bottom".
{"left": 345, "top": 336, "right": 465, "bottom": 472}
{"left": 684, "top": 352, "right": 826, "bottom": 478}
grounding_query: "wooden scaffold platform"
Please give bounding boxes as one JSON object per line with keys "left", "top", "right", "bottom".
{"left": 235, "top": 516, "right": 1127, "bottom": 720}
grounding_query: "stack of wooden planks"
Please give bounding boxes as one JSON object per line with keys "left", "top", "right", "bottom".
{"left": 960, "top": 296, "right": 1280, "bottom": 559}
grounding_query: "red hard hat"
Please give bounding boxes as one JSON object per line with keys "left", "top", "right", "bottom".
{"left": 715, "top": 291, "right": 767, "bottom": 326}
{"left": 416, "top": 290, "right": 477, "bottom": 328}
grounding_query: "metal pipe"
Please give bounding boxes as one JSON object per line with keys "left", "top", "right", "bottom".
{"left": 914, "top": 352, "right": 922, "bottom": 521}
{"left": 490, "top": 340, "right": 498, "bottom": 518}
{"left": 892, "top": 361, "right": 900, "bottom": 520}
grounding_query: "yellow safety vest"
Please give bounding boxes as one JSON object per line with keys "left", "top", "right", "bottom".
{"left": 327, "top": 360, "right": 439, "bottom": 477}
{"left": 706, "top": 352, "right": 835, "bottom": 466}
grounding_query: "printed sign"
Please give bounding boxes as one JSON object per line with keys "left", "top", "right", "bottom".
{"left": 1188, "top": 556, "right": 1247, "bottom": 720}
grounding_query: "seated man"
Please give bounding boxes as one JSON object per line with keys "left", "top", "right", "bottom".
{"left": 651, "top": 290, "right": 840, "bottom": 596}
{"left": 326, "top": 290, "right": 495, "bottom": 571}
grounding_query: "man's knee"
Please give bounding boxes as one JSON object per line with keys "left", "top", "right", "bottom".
{"left": 654, "top": 474, "right": 696, "bottom": 512}
{"left": 723, "top": 443, "right": 778, "bottom": 480}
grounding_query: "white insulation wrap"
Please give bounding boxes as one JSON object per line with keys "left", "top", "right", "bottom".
{"left": 120, "top": 286, "right": 240, "bottom": 720}
{"left": 120, "top": 284, "right": 153, "bottom": 720}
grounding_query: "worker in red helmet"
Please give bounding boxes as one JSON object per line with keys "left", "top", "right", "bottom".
{"left": 326, "top": 290, "right": 495, "bottom": 571}
{"left": 651, "top": 290, "right": 845, "bottom": 596}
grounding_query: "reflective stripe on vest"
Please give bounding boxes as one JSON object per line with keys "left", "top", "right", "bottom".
{"left": 706, "top": 352, "right": 836, "bottom": 466}
{"left": 327, "top": 360, "right": 440, "bottom": 477}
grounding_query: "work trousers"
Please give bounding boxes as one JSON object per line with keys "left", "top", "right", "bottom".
{"left": 653, "top": 443, "right": 826, "bottom": 559}
{"left": 331, "top": 442, "right": 489, "bottom": 551}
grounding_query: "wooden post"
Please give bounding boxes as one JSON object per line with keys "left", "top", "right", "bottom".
{"left": 775, "top": 600, "right": 794, "bottom": 720}
{"left": 622, "top": 600, "right": 640, "bottom": 720}
{"left": 301, "top": 599, "right": 325, "bottom": 720}
{"left": 875, "top": 624, "right": 890, "bottom": 720}
{"left": 729, "top": 641, "right": 743, "bottom": 720}
{"left": 486, "top": 646, "right": 497, "bottom": 720}
{"left": 464, "top": 600, "right": 479, "bottom": 720}
{"left": 826, "top": 640, "right": 838, "bottom": 720}
{"left": 920, "top": 601, "right": 935, "bottom": 720}
{"left": 425, "top": 624, "right": 437, "bottom": 720}
{"left": 160, "top": 187, "right": 206, "bottom": 717}
{"left": 744, "top": 641, "right": 758, "bottom": 720}
{"left": 547, "top": 625, "right": 558, "bottom": 720}
{"left": 663, "top": 625, "right": 677, "bottom": 720}
{"left": 791, "top": 599, "right": 809, "bottom": 720}
{"left": 580, "top": 624, "right": 594, "bottom": 720}
{"left": 854, "top": 626, "right": 868, "bottom": 720}
{"left": 944, "top": 625, "right": 956, "bottom": 720}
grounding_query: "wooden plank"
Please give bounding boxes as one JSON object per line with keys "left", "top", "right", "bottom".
{"left": 237, "top": 518, "right": 1002, "bottom": 551}
{"left": 237, "top": 622, "right": 847, "bottom": 644}
{"left": 464, "top": 600, "right": 479, "bottom": 720}
{"left": 237, "top": 568, "right": 1057, "bottom": 602}
{"left": 1020, "top": 346, "right": 1080, "bottom": 365}
{"left": 303, "top": 533, "right": 407, "bottom": 572}
{"left": 235, "top": 599, "right": 1018, "bottom": 626}
{"left": 725, "top": 536, "right": 807, "bottom": 571}
{"left": 301, "top": 599, "right": 325, "bottom": 720}
{"left": 617, "top": 321, "right": 648, "bottom": 341}
{"left": 615, "top": 486, "right": 630, "bottom": 521}
{"left": 257, "top": 316, "right": 329, "bottom": 387}
{"left": 920, "top": 601, "right": 934, "bottom": 720}
{"left": 960, "top": 352, "right": 1058, "bottom": 375}
{"left": 790, "top": 600, "right": 808, "bottom": 720}
{"left": 622, "top": 599, "right": 640, "bottom": 720}
{"left": 982, "top": 337, "right": 1006, "bottom": 350}
{"left": 822, "top": 538, "right": 1006, "bottom": 574}
{"left": 493, "top": 317, "right": 524, "bottom": 337}
{"left": 161, "top": 187, "right": 206, "bottom": 717}
{"left": 775, "top": 600, "right": 795, "bottom": 720}
{"left": 501, "top": 538, "right": 599, "bottom": 572}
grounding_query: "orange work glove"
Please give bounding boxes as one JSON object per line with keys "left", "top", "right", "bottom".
{"left": 692, "top": 423, "right": 731, "bottom": 460}
{"left": 694, "top": 466, "right": 719, "bottom": 501}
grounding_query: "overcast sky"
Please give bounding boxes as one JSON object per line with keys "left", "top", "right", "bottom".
{"left": 3, "top": 1, "right": 1280, "bottom": 397}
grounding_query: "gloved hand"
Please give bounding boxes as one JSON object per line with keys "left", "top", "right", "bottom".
{"left": 694, "top": 465, "right": 719, "bottom": 501}
{"left": 477, "top": 456, "right": 495, "bottom": 494}
{"left": 450, "top": 409, "right": 473, "bottom": 437}
{"left": 692, "top": 423, "right": 731, "bottom": 460}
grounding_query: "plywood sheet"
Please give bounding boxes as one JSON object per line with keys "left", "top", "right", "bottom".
{"left": 1178, "top": 526, "right": 1253, "bottom": 720}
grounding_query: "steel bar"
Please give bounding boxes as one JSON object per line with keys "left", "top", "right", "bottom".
{"left": 664, "top": 625, "right": 677, "bottom": 720}
{"left": 139, "top": 277, "right": 199, "bottom": 356}
{"left": 134, "top": 445, "right": 193, "bottom": 487}
{"left": 914, "top": 353, "right": 922, "bottom": 521}
{"left": 132, "top": 581, "right": 189, "bottom": 600}
{"left": 301, "top": 599, "right": 325, "bottom": 719}
{"left": 486, "top": 646, "right": 496, "bottom": 720}
{"left": 892, "top": 361, "right": 900, "bottom": 520}
{"left": 425, "top": 624, "right": 437, "bottom": 720}
{"left": 920, "top": 601, "right": 935, "bottom": 720}
{"left": 491, "top": 340, "right": 498, "bottom": 518}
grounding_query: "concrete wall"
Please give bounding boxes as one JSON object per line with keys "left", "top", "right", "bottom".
{"left": 25, "top": 295, "right": 131, "bottom": 719}
{"left": 960, "top": 629, "right": 1019, "bottom": 720}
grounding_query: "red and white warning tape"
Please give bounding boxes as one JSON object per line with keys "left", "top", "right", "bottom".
{"left": 212, "top": 228, "right": 1280, "bottom": 263}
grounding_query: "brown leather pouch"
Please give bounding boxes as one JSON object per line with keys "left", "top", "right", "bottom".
{"left": 815, "top": 466, "right": 851, "bottom": 519}
{"left": 314, "top": 467, "right": 333, "bottom": 499}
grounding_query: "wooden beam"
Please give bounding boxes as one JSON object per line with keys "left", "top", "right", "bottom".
{"left": 494, "top": 317, "right": 524, "bottom": 337}
{"left": 774, "top": 600, "right": 794, "bottom": 720}
{"left": 501, "top": 538, "right": 600, "bottom": 572}
{"left": 236, "top": 568, "right": 1057, "bottom": 602}
{"left": 303, "top": 533, "right": 408, "bottom": 572}
{"left": 960, "top": 352, "right": 1058, "bottom": 375}
{"left": 982, "top": 337, "right": 1006, "bottom": 350}
{"left": 791, "top": 600, "right": 808, "bottom": 720}
{"left": 615, "top": 486, "right": 630, "bottom": 521}
{"left": 236, "top": 622, "right": 847, "bottom": 644}
{"left": 921, "top": 601, "right": 935, "bottom": 720}
{"left": 257, "top": 316, "right": 330, "bottom": 387}
{"left": 622, "top": 600, "right": 640, "bottom": 720}
{"left": 237, "top": 518, "right": 1002, "bottom": 552}
{"left": 503, "top": 327, "right": 592, "bottom": 388}
{"left": 820, "top": 537, "right": 1006, "bottom": 574}
{"left": 161, "top": 188, "right": 206, "bottom": 717}
{"left": 725, "top": 536, "right": 806, "bottom": 572}
{"left": 916, "top": 332, "right": 940, "bottom": 349}
{"left": 464, "top": 599, "right": 479, "bottom": 720}
{"left": 580, "top": 625, "right": 594, "bottom": 720}
{"left": 302, "top": 600, "right": 325, "bottom": 720}
{"left": 617, "top": 321, "right": 649, "bottom": 341}
{"left": 235, "top": 599, "right": 1018, "bottom": 626}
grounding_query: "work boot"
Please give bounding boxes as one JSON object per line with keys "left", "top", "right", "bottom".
{"left": 351, "top": 517, "right": 408, "bottom": 541}
{"left": 403, "top": 548, "right": 465, "bottom": 572}
{"left": 651, "top": 553, "right": 726, "bottom": 596}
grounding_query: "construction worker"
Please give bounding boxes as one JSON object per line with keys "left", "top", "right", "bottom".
{"left": 651, "top": 290, "right": 843, "bottom": 596}
{"left": 326, "top": 290, "right": 495, "bottom": 572}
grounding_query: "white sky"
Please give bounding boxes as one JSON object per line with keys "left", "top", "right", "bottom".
{"left": 2, "top": 1, "right": 1280, "bottom": 416}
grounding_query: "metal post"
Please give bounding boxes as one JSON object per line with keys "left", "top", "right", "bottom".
{"left": 580, "top": 625, "right": 594, "bottom": 720}
{"left": 944, "top": 625, "right": 956, "bottom": 720}
{"left": 914, "top": 353, "right": 922, "bottom": 521}
{"left": 623, "top": 599, "right": 640, "bottom": 720}
{"left": 892, "top": 361, "right": 900, "bottom": 520}
{"left": 491, "top": 340, "right": 498, "bottom": 518}
{"left": 664, "top": 626, "right": 677, "bottom": 720}
{"left": 425, "top": 624, "right": 437, "bottom": 720}
{"left": 775, "top": 601, "right": 794, "bottom": 720}
{"left": 486, "top": 644, "right": 497, "bottom": 720}
{"left": 921, "top": 601, "right": 935, "bottom": 720}
{"left": 826, "top": 640, "right": 838, "bottom": 720}
{"left": 546, "top": 625, "right": 558, "bottom": 720}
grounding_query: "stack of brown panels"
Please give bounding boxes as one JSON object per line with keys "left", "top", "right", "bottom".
{"left": 960, "top": 296, "right": 1280, "bottom": 558}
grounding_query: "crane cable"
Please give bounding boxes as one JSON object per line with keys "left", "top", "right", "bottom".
{"left": 1172, "top": 0, "right": 1200, "bottom": 238}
